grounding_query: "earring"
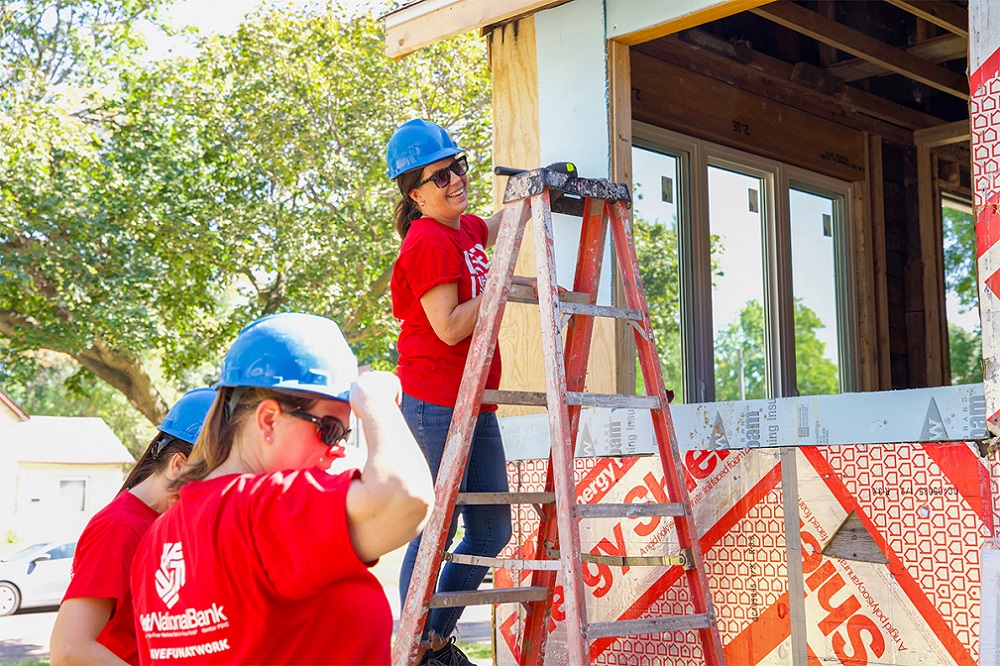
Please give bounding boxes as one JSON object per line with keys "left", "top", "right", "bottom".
{"left": 265, "top": 435, "right": 272, "bottom": 443}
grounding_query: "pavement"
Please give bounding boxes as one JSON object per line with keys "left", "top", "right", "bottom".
{"left": 374, "top": 543, "right": 494, "bottom": 645}
{"left": 0, "top": 607, "right": 57, "bottom": 663}
{"left": 0, "top": 543, "right": 492, "bottom": 663}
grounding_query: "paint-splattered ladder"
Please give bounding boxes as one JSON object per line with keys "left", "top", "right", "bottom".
{"left": 393, "top": 166, "right": 725, "bottom": 665}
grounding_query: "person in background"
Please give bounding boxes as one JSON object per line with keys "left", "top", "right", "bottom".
{"left": 130, "top": 312, "right": 434, "bottom": 665}
{"left": 50, "top": 388, "right": 215, "bottom": 665}
{"left": 388, "top": 118, "right": 513, "bottom": 666}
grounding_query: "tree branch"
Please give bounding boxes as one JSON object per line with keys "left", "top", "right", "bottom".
{"left": 74, "top": 338, "right": 170, "bottom": 424}
{"left": 260, "top": 271, "right": 286, "bottom": 315}
{"left": 1, "top": 310, "right": 169, "bottom": 424}
{"left": 340, "top": 265, "right": 391, "bottom": 335}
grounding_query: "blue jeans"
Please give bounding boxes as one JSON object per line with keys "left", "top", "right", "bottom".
{"left": 398, "top": 394, "right": 512, "bottom": 641}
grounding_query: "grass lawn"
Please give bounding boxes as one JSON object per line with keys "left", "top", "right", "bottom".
{"left": 456, "top": 640, "right": 493, "bottom": 661}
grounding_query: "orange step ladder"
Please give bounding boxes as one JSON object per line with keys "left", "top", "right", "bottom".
{"left": 393, "top": 165, "right": 725, "bottom": 665}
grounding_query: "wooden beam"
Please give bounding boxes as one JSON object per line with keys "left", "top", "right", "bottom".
{"left": 866, "top": 135, "right": 893, "bottom": 389}
{"left": 827, "top": 34, "right": 967, "bottom": 83}
{"left": 884, "top": 0, "right": 968, "bottom": 39}
{"left": 675, "top": 30, "right": 944, "bottom": 132}
{"left": 642, "top": 33, "right": 939, "bottom": 143}
{"left": 917, "top": 146, "right": 947, "bottom": 386}
{"left": 752, "top": 2, "right": 969, "bottom": 100}
{"left": 384, "top": 0, "right": 564, "bottom": 59}
{"left": 610, "top": 0, "right": 773, "bottom": 46}
{"left": 630, "top": 51, "right": 867, "bottom": 182}
{"left": 913, "top": 120, "right": 971, "bottom": 147}
{"left": 488, "top": 18, "right": 543, "bottom": 417}
{"left": 609, "top": 39, "right": 636, "bottom": 397}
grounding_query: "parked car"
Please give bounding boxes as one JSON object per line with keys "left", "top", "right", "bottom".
{"left": 0, "top": 539, "right": 77, "bottom": 616}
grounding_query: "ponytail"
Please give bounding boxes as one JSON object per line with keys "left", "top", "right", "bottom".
{"left": 121, "top": 434, "right": 194, "bottom": 493}
{"left": 393, "top": 168, "right": 427, "bottom": 240}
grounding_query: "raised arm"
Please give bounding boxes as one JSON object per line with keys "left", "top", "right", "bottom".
{"left": 50, "top": 598, "right": 126, "bottom": 666}
{"left": 344, "top": 372, "right": 434, "bottom": 562}
{"left": 484, "top": 210, "right": 503, "bottom": 247}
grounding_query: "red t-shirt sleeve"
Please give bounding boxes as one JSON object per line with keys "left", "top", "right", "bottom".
{"left": 467, "top": 213, "right": 489, "bottom": 246}
{"left": 248, "top": 469, "right": 367, "bottom": 600}
{"left": 399, "top": 227, "right": 463, "bottom": 300}
{"left": 64, "top": 515, "right": 139, "bottom": 607}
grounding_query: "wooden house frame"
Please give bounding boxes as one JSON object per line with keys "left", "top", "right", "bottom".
{"left": 383, "top": 1, "right": 1000, "bottom": 663}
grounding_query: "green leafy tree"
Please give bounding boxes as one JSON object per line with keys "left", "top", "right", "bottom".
{"left": 713, "top": 298, "right": 838, "bottom": 401}
{"left": 1, "top": 0, "right": 166, "bottom": 97}
{"left": 942, "top": 204, "right": 982, "bottom": 385}
{"left": 633, "top": 214, "right": 683, "bottom": 401}
{"left": 948, "top": 321, "right": 983, "bottom": 386}
{"left": 1, "top": 4, "right": 492, "bottom": 427}
{"left": 2, "top": 347, "right": 157, "bottom": 456}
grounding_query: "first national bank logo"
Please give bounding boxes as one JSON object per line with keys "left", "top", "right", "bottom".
{"left": 155, "top": 542, "right": 185, "bottom": 608}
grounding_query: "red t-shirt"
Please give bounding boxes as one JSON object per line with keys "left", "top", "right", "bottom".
{"left": 63, "top": 490, "right": 160, "bottom": 665}
{"left": 130, "top": 469, "right": 391, "bottom": 665}
{"left": 391, "top": 214, "right": 501, "bottom": 409}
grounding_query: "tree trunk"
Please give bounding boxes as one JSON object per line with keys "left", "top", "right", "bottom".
{"left": 74, "top": 339, "right": 170, "bottom": 424}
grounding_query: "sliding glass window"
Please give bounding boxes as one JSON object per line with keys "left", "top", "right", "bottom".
{"left": 632, "top": 124, "right": 857, "bottom": 402}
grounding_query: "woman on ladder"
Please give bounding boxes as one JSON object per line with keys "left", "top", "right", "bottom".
{"left": 388, "top": 118, "right": 513, "bottom": 666}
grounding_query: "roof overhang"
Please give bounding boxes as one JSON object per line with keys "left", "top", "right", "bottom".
{"left": 384, "top": 0, "right": 565, "bottom": 59}
{"left": 0, "top": 390, "right": 29, "bottom": 422}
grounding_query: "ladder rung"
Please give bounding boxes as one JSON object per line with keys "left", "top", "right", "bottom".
{"left": 585, "top": 614, "right": 712, "bottom": 639}
{"left": 482, "top": 390, "right": 662, "bottom": 409}
{"left": 576, "top": 502, "right": 685, "bottom": 519}
{"left": 559, "top": 301, "right": 644, "bottom": 321}
{"left": 443, "top": 552, "right": 562, "bottom": 571}
{"left": 508, "top": 283, "right": 590, "bottom": 305}
{"left": 548, "top": 548, "right": 693, "bottom": 569}
{"left": 457, "top": 492, "right": 555, "bottom": 505}
{"left": 428, "top": 586, "right": 549, "bottom": 609}
{"left": 482, "top": 389, "right": 547, "bottom": 406}
{"left": 570, "top": 392, "right": 661, "bottom": 409}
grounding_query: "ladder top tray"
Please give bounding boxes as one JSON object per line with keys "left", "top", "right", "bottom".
{"left": 502, "top": 168, "right": 632, "bottom": 207}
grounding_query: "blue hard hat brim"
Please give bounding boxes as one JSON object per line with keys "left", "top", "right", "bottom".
{"left": 211, "top": 380, "right": 351, "bottom": 404}
{"left": 387, "top": 146, "right": 464, "bottom": 180}
{"left": 158, "top": 388, "right": 217, "bottom": 443}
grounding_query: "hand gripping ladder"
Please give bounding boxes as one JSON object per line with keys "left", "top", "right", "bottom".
{"left": 393, "top": 166, "right": 725, "bottom": 665}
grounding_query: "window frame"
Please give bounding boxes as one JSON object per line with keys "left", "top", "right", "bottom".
{"left": 631, "top": 122, "right": 858, "bottom": 401}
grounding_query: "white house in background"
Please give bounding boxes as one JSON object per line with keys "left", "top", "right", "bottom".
{"left": 0, "top": 391, "right": 135, "bottom": 545}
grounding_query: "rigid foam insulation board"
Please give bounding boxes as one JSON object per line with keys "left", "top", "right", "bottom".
{"left": 489, "top": 384, "right": 997, "bottom": 664}
{"left": 493, "top": 442, "right": 998, "bottom": 665}
{"left": 498, "top": 384, "right": 988, "bottom": 460}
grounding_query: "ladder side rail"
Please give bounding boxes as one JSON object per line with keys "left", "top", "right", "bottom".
{"left": 528, "top": 190, "right": 592, "bottom": 666}
{"left": 520, "top": 198, "right": 610, "bottom": 665}
{"left": 607, "top": 201, "right": 726, "bottom": 665}
{"left": 393, "top": 199, "right": 532, "bottom": 666}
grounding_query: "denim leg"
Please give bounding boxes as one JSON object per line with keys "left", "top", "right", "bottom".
{"left": 396, "top": 396, "right": 512, "bottom": 642}
{"left": 398, "top": 395, "right": 459, "bottom": 612}
{"left": 429, "top": 411, "right": 511, "bottom": 639}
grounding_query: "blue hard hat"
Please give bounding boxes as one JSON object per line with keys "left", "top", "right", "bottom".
{"left": 386, "top": 119, "right": 464, "bottom": 180}
{"left": 215, "top": 313, "right": 358, "bottom": 401}
{"left": 158, "top": 388, "right": 216, "bottom": 444}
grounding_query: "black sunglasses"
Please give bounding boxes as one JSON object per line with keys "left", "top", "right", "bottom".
{"left": 282, "top": 408, "right": 351, "bottom": 446}
{"left": 414, "top": 155, "right": 469, "bottom": 189}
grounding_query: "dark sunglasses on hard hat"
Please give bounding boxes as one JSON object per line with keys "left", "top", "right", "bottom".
{"left": 415, "top": 155, "right": 469, "bottom": 189}
{"left": 281, "top": 406, "right": 351, "bottom": 446}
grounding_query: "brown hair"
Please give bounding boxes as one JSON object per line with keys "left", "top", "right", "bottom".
{"left": 120, "top": 435, "right": 194, "bottom": 493}
{"left": 168, "top": 387, "right": 318, "bottom": 492}
{"left": 393, "top": 168, "right": 427, "bottom": 240}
